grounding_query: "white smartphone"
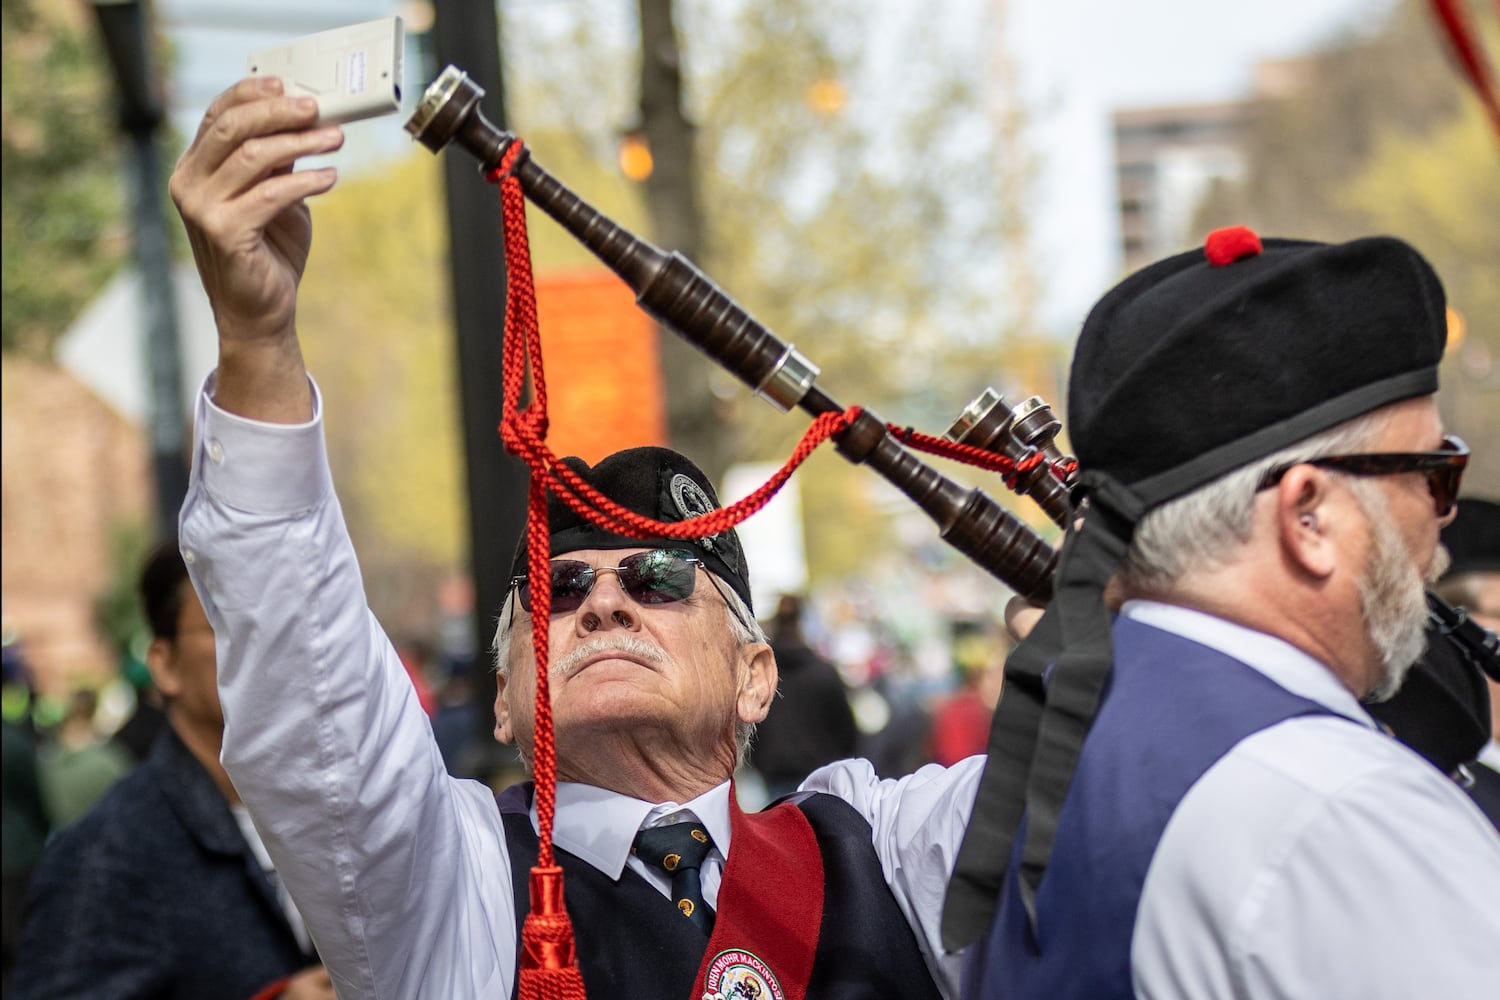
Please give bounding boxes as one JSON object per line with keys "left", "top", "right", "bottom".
{"left": 248, "top": 16, "right": 404, "bottom": 126}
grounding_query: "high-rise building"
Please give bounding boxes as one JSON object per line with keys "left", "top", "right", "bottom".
{"left": 1112, "top": 100, "right": 1255, "bottom": 272}
{"left": 1111, "top": 58, "right": 1312, "bottom": 272}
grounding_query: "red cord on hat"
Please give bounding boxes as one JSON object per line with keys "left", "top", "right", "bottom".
{"left": 1204, "top": 226, "right": 1263, "bottom": 267}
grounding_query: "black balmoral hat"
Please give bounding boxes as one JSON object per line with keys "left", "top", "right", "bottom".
{"left": 507, "top": 446, "right": 752, "bottom": 614}
{"left": 944, "top": 227, "right": 1451, "bottom": 950}
{"left": 1070, "top": 227, "right": 1447, "bottom": 513}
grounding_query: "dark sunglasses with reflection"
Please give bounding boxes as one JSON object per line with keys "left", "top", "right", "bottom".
{"left": 509, "top": 547, "right": 751, "bottom": 631}
{"left": 1257, "top": 435, "right": 1469, "bottom": 517}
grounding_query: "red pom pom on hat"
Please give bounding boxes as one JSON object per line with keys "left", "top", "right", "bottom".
{"left": 1204, "top": 226, "right": 1263, "bottom": 267}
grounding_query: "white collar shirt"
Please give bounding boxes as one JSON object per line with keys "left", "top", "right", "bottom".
{"left": 1120, "top": 600, "right": 1500, "bottom": 999}
{"left": 547, "top": 780, "right": 732, "bottom": 907}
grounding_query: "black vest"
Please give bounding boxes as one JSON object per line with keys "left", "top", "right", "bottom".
{"left": 497, "top": 784, "right": 944, "bottom": 1000}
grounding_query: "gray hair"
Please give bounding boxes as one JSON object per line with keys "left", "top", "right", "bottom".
{"left": 491, "top": 576, "right": 769, "bottom": 769}
{"left": 1117, "top": 408, "right": 1394, "bottom": 594}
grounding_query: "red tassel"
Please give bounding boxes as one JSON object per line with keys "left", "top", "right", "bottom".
{"left": 517, "top": 867, "right": 588, "bottom": 1000}
{"left": 1203, "top": 225, "right": 1262, "bottom": 267}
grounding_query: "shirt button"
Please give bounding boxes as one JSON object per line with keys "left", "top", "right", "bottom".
{"left": 183, "top": 549, "right": 197, "bottom": 566}
{"left": 208, "top": 440, "right": 226, "bottom": 464}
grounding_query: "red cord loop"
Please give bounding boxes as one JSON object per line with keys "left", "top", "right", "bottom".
{"left": 887, "top": 423, "right": 1075, "bottom": 487}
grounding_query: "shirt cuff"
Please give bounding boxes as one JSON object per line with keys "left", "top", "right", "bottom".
{"left": 192, "top": 370, "right": 333, "bottom": 515}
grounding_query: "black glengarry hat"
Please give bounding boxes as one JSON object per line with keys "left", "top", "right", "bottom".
{"left": 508, "top": 446, "right": 752, "bottom": 613}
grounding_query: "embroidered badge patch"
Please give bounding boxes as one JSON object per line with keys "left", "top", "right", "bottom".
{"left": 702, "top": 949, "right": 785, "bottom": 1000}
{"left": 668, "top": 473, "right": 724, "bottom": 553}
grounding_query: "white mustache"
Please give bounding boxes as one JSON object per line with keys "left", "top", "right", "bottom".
{"left": 551, "top": 636, "right": 666, "bottom": 678}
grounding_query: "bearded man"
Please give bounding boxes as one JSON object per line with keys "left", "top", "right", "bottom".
{"left": 946, "top": 228, "right": 1500, "bottom": 999}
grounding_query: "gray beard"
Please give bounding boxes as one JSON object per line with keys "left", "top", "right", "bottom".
{"left": 1358, "top": 494, "right": 1444, "bottom": 703}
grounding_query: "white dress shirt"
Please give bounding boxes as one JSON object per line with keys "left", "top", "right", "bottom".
{"left": 1123, "top": 601, "right": 1500, "bottom": 999}
{"left": 229, "top": 803, "right": 314, "bottom": 955}
{"left": 180, "top": 376, "right": 980, "bottom": 1000}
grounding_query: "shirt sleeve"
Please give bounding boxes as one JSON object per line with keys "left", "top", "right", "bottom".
{"left": 801, "top": 754, "right": 985, "bottom": 999}
{"left": 179, "top": 376, "right": 516, "bottom": 1000}
{"left": 1134, "top": 717, "right": 1500, "bottom": 1000}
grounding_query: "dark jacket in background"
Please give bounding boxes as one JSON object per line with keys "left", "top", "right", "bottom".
{"left": 754, "top": 639, "right": 859, "bottom": 793}
{"left": 11, "top": 727, "right": 315, "bottom": 1000}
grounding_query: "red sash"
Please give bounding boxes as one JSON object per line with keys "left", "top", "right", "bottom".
{"left": 691, "top": 787, "right": 825, "bottom": 1000}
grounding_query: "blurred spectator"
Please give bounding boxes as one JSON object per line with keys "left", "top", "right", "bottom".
{"left": 430, "top": 668, "right": 480, "bottom": 776}
{"left": 752, "top": 595, "right": 859, "bottom": 798}
{"left": 858, "top": 674, "right": 936, "bottom": 779}
{"left": 11, "top": 540, "right": 331, "bottom": 999}
{"left": 35, "top": 688, "right": 133, "bottom": 829}
{"left": 927, "top": 622, "right": 1007, "bottom": 766}
{"left": 110, "top": 665, "right": 168, "bottom": 765}
{"left": 395, "top": 637, "right": 439, "bottom": 719}
{"left": 2, "top": 714, "right": 49, "bottom": 994}
{"left": 1436, "top": 499, "right": 1499, "bottom": 741}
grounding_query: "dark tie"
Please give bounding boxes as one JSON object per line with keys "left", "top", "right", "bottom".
{"left": 632, "top": 821, "right": 716, "bottom": 936}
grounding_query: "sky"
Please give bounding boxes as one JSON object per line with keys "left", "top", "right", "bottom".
{"left": 1006, "top": 0, "right": 1386, "bottom": 331}
{"left": 158, "top": 0, "right": 1389, "bottom": 334}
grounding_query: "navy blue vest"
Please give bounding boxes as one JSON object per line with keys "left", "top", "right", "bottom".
{"left": 497, "top": 784, "right": 943, "bottom": 1000}
{"left": 963, "top": 616, "right": 1339, "bottom": 999}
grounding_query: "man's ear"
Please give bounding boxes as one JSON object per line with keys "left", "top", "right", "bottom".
{"left": 493, "top": 673, "right": 514, "bottom": 745}
{"left": 1276, "top": 466, "right": 1338, "bottom": 580}
{"left": 736, "top": 643, "right": 778, "bottom": 726}
{"left": 144, "top": 637, "right": 183, "bottom": 699}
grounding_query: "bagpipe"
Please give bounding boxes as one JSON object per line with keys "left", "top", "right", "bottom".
{"left": 1427, "top": 592, "right": 1500, "bottom": 685}
{"left": 405, "top": 58, "right": 1500, "bottom": 734}
{"left": 405, "top": 66, "right": 1071, "bottom": 606}
{"left": 405, "top": 59, "right": 1500, "bottom": 745}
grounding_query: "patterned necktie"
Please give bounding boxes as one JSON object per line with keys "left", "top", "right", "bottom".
{"left": 632, "top": 821, "right": 716, "bottom": 936}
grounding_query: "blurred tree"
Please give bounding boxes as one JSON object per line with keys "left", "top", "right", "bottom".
{"left": 496, "top": 0, "right": 1044, "bottom": 583}
{"left": 693, "top": 0, "right": 1034, "bottom": 421}
{"left": 1, "top": 0, "right": 129, "bottom": 358}
{"left": 291, "top": 153, "right": 464, "bottom": 632}
{"left": 1195, "top": 0, "right": 1498, "bottom": 495}
{"left": 1196, "top": 0, "right": 1464, "bottom": 241}
{"left": 91, "top": 521, "right": 150, "bottom": 675}
{"left": 291, "top": 141, "right": 656, "bottom": 630}
{"left": 691, "top": 0, "right": 1043, "bottom": 579}
{"left": 1344, "top": 100, "right": 1500, "bottom": 496}
{"left": 635, "top": 0, "right": 727, "bottom": 480}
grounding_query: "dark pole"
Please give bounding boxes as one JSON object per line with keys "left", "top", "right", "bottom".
{"left": 636, "top": 0, "right": 731, "bottom": 481}
{"left": 429, "top": 0, "right": 529, "bottom": 775}
{"left": 93, "top": 0, "right": 188, "bottom": 537}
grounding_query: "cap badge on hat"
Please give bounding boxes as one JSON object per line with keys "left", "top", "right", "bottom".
{"left": 1204, "top": 225, "right": 1263, "bottom": 267}
{"left": 670, "top": 473, "right": 724, "bottom": 552}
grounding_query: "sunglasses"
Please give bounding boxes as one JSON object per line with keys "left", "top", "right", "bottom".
{"left": 513, "top": 548, "right": 710, "bottom": 616}
{"left": 1258, "top": 435, "right": 1469, "bottom": 517}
